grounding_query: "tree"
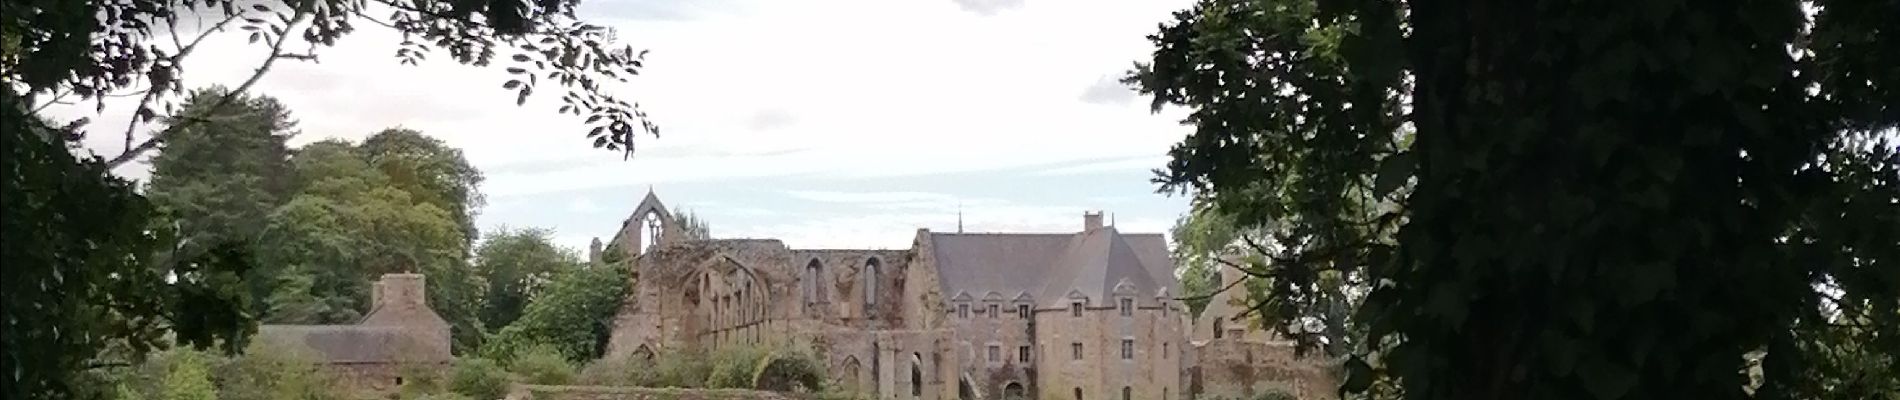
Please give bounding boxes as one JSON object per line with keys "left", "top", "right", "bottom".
{"left": 2, "top": 91, "right": 256, "bottom": 400}
{"left": 144, "top": 87, "right": 301, "bottom": 318}
{"left": 6, "top": 0, "right": 661, "bottom": 167}
{"left": 145, "top": 87, "right": 298, "bottom": 242}
{"left": 474, "top": 226, "right": 581, "bottom": 331}
{"left": 481, "top": 262, "right": 632, "bottom": 363}
{"left": 1170, "top": 200, "right": 1248, "bottom": 318}
{"left": 361, "top": 128, "right": 488, "bottom": 248}
{"left": 264, "top": 134, "right": 489, "bottom": 351}
{"left": 1130, "top": 0, "right": 1899, "bottom": 399}
{"left": 4, "top": 0, "right": 665, "bottom": 396}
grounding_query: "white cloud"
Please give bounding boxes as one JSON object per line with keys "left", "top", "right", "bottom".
{"left": 43, "top": 0, "right": 1199, "bottom": 249}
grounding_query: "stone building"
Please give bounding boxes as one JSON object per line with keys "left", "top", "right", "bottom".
{"left": 1183, "top": 259, "right": 1339, "bottom": 400}
{"left": 596, "top": 191, "right": 1327, "bottom": 400}
{"left": 256, "top": 273, "right": 454, "bottom": 394}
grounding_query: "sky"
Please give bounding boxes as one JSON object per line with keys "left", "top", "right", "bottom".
{"left": 47, "top": 0, "right": 1203, "bottom": 252}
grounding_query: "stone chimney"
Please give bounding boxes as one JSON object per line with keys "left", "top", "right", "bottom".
{"left": 1084, "top": 211, "right": 1105, "bottom": 231}
{"left": 373, "top": 273, "right": 428, "bottom": 309}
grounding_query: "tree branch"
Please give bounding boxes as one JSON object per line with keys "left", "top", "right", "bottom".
{"left": 107, "top": 10, "right": 309, "bottom": 169}
{"left": 114, "top": 10, "right": 246, "bottom": 157}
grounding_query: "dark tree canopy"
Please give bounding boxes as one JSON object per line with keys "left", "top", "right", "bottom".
{"left": 3, "top": 0, "right": 663, "bottom": 397}
{"left": 1131, "top": 0, "right": 1899, "bottom": 399}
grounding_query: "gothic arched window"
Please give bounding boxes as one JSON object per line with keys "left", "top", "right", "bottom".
{"left": 805, "top": 259, "right": 825, "bottom": 306}
{"left": 864, "top": 258, "right": 882, "bottom": 318}
{"left": 641, "top": 211, "right": 663, "bottom": 254}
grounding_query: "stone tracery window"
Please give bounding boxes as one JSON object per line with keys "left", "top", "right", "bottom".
{"left": 641, "top": 211, "right": 663, "bottom": 254}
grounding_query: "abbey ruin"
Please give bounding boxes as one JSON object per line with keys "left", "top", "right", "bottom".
{"left": 589, "top": 191, "right": 1338, "bottom": 400}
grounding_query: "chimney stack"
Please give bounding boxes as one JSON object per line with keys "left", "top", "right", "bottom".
{"left": 1084, "top": 211, "right": 1105, "bottom": 231}
{"left": 373, "top": 273, "right": 428, "bottom": 309}
{"left": 589, "top": 237, "right": 604, "bottom": 264}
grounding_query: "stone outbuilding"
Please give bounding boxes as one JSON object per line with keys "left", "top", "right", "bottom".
{"left": 255, "top": 273, "right": 453, "bottom": 394}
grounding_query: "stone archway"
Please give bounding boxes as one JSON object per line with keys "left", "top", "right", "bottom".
{"left": 1004, "top": 382, "right": 1025, "bottom": 399}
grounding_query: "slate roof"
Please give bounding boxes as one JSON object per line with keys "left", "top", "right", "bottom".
{"left": 254, "top": 325, "right": 449, "bottom": 364}
{"left": 928, "top": 233, "right": 1073, "bottom": 302}
{"left": 928, "top": 227, "right": 1178, "bottom": 308}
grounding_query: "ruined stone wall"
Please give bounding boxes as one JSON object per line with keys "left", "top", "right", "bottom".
{"left": 1187, "top": 339, "right": 1338, "bottom": 400}
{"left": 1033, "top": 303, "right": 1184, "bottom": 400}
{"left": 604, "top": 238, "right": 953, "bottom": 400}
{"left": 505, "top": 385, "right": 806, "bottom": 400}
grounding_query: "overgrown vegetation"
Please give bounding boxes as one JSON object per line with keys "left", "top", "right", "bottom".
{"left": 2, "top": 0, "right": 663, "bottom": 395}
{"left": 508, "top": 344, "right": 580, "bottom": 385}
{"left": 448, "top": 358, "right": 515, "bottom": 400}
{"left": 1133, "top": 0, "right": 1899, "bottom": 399}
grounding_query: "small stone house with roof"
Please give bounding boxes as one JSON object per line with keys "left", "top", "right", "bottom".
{"left": 596, "top": 192, "right": 1336, "bottom": 400}
{"left": 255, "top": 273, "right": 453, "bottom": 394}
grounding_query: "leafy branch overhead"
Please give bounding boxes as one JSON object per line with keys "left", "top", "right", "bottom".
{"left": 2, "top": 0, "right": 661, "bottom": 168}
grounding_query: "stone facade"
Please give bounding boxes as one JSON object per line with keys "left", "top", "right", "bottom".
{"left": 256, "top": 273, "right": 454, "bottom": 395}
{"left": 1183, "top": 260, "right": 1338, "bottom": 400}
{"left": 597, "top": 191, "right": 1331, "bottom": 400}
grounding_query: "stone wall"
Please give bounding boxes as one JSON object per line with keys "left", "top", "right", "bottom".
{"left": 1186, "top": 339, "right": 1337, "bottom": 400}
{"left": 505, "top": 385, "right": 808, "bottom": 400}
{"left": 604, "top": 238, "right": 958, "bottom": 400}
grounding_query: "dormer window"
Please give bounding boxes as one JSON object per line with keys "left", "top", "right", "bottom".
{"left": 1017, "top": 304, "right": 1031, "bottom": 319}
{"left": 1070, "top": 302, "right": 1084, "bottom": 317}
{"left": 959, "top": 303, "right": 970, "bottom": 319}
{"left": 988, "top": 304, "right": 999, "bottom": 319}
{"left": 1119, "top": 298, "right": 1134, "bottom": 317}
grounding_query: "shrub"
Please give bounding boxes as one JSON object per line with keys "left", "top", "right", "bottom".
{"left": 753, "top": 348, "right": 827, "bottom": 393}
{"left": 449, "top": 358, "right": 513, "bottom": 400}
{"left": 706, "top": 345, "right": 768, "bottom": 389}
{"left": 509, "top": 344, "right": 578, "bottom": 385}
{"left": 578, "top": 353, "right": 657, "bottom": 386}
{"left": 411, "top": 393, "right": 474, "bottom": 400}
{"left": 651, "top": 348, "right": 711, "bottom": 388}
{"left": 1254, "top": 388, "right": 1298, "bottom": 400}
{"left": 398, "top": 361, "right": 449, "bottom": 399}
{"left": 217, "top": 342, "right": 353, "bottom": 400}
{"left": 159, "top": 350, "right": 217, "bottom": 400}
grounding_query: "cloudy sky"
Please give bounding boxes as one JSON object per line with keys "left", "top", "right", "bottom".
{"left": 50, "top": 0, "right": 1202, "bottom": 251}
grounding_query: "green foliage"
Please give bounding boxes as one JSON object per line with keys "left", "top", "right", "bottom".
{"left": 578, "top": 353, "right": 660, "bottom": 387}
{"left": 214, "top": 342, "right": 351, "bottom": 400}
{"left": 706, "top": 345, "right": 770, "bottom": 389}
{"left": 483, "top": 263, "right": 632, "bottom": 362}
{"left": 1170, "top": 200, "right": 1250, "bottom": 318}
{"left": 450, "top": 358, "right": 514, "bottom": 400}
{"left": 4, "top": 0, "right": 665, "bottom": 395}
{"left": 653, "top": 348, "right": 713, "bottom": 388}
{"left": 1, "top": 89, "right": 257, "bottom": 400}
{"left": 159, "top": 351, "right": 216, "bottom": 400}
{"left": 752, "top": 348, "right": 828, "bottom": 393}
{"left": 1132, "top": 0, "right": 1900, "bottom": 399}
{"left": 476, "top": 227, "right": 583, "bottom": 330}
{"left": 4, "top": 0, "right": 659, "bottom": 166}
{"left": 509, "top": 343, "right": 580, "bottom": 385}
{"left": 1253, "top": 388, "right": 1297, "bottom": 400}
{"left": 399, "top": 361, "right": 450, "bottom": 400}
{"left": 360, "top": 128, "right": 488, "bottom": 248}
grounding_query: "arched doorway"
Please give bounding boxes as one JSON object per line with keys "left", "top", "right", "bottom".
{"left": 1004, "top": 382, "right": 1025, "bottom": 399}
{"left": 910, "top": 353, "right": 924, "bottom": 398}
